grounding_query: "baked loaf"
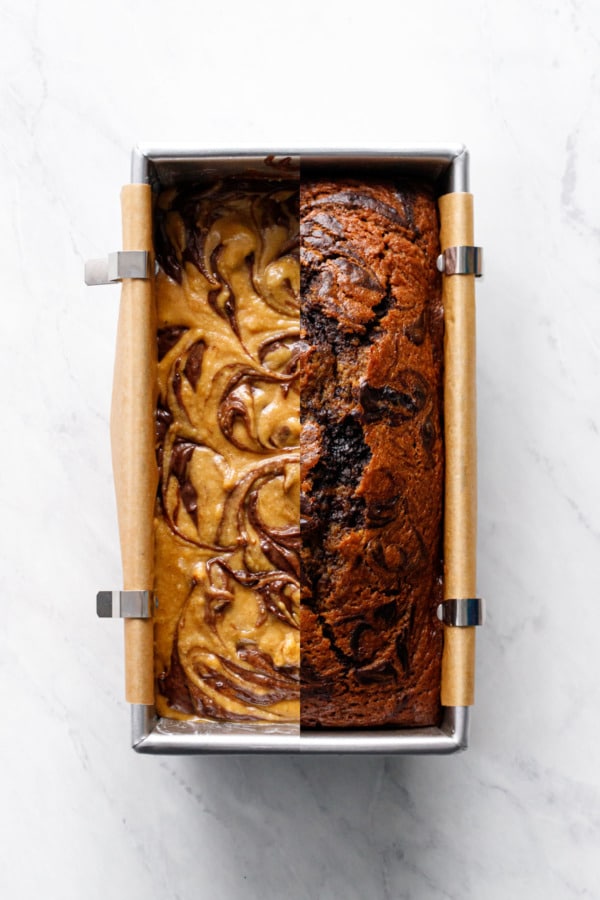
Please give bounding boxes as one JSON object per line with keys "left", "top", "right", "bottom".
{"left": 152, "top": 182, "right": 301, "bottom": 723}
{"left": 299, "top": 180, "right": 444, "bottom": 728}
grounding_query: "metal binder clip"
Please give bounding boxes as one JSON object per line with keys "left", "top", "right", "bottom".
{"left": 436, "top": 246, "right": 483, "bottom": 277}
{"left": 84, "top": 250, "right": 153, "bottom": 286}
{"left": 437, "top": 597, "right": 485, "bottom": 627}
{"left": 96, "top": 590, "right": 153, "bottom": 619}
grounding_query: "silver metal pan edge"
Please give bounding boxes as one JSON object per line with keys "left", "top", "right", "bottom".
{"left": 132, "top": 145, "right": 471, "bottom": 755}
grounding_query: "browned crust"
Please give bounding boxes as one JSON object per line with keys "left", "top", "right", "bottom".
{"left": 299, "top": 180, "right": 444, "bottom": 728}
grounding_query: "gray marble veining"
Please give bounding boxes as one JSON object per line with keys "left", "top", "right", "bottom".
{"left": 1, "top": 0, "right": 600, "bottom": 897}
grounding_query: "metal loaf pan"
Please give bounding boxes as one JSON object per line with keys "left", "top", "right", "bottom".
{"left": 100, "top": 145, "right": 481, "bottom": 754}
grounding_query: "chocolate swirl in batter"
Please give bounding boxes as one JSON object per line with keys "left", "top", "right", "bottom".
{"left": 153, "top": 183, "right": 300, "bottom": 723}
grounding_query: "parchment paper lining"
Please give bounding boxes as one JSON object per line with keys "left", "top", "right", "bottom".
{"left": 112, "top": 184, "right": 157, "bottom": 705}
{"left": 112, "top": 184, "right": 479, "bottom": 713}
{"left": 439, "top": 192, "right": 477, "bottom": 707}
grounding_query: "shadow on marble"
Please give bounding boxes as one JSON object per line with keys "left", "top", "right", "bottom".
{"left": 146, "top": 753, "right": 475, "bottom": 899}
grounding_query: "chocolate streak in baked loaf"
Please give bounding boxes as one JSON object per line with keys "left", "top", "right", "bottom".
{"left": 299, "top": 181, "right": 444, "bottom": 728}
{"left": 153, "top": 183, "right": 300, "bottom": 723}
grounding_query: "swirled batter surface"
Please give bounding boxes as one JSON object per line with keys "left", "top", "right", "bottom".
{"left": 153, "top": 183, "right": 300, "bottom": 722}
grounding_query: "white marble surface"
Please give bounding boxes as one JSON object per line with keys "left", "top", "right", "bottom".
{"left": 1, "top": 0, "right": 600, "bottom": 896}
